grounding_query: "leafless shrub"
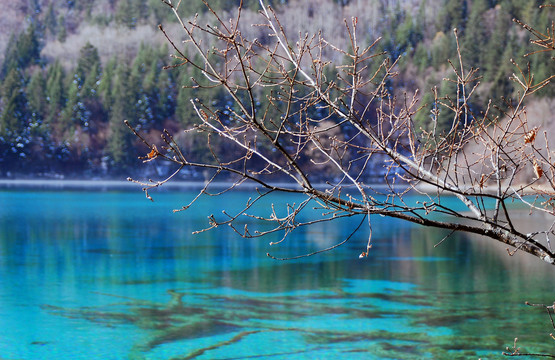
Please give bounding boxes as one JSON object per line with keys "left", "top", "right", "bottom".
{"left": 41, "top": 24, "right": 169, "bottom": 67}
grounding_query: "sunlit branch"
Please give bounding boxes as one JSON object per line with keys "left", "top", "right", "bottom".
{"left": 128, "top": 1, "right": 555, "bottom": 267}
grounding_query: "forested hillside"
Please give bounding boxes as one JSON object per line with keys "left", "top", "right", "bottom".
{"left": 0, "top": 0, "right": 552, "bottom": 178}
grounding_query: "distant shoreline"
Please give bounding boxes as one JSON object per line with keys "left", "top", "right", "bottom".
{"left": 0, "top": 178, "right": 309, "bottom": 191}
{"left": 0, "top": 179, "right": 216, "bottom": 190}
{"left": 0, "top": 179, "right": 403, "bottom": 192}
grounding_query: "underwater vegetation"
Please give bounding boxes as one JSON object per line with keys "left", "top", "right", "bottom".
{"left": 39, "top": 282, "right": 542, "bottom": 360}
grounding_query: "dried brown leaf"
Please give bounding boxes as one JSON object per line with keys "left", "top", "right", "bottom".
{"left": 524, "top": 127, "right": 537, "bottom": 144}
{"left": 533, "top": 159, "right": 543, "bottom": 179}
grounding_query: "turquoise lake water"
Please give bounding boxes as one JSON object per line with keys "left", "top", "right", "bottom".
{"left": 0, "top": 188, "right": 554, "bottom": 359}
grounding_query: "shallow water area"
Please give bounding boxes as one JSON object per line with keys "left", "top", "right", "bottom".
{"left": 0, "top": 185, "right": 554, "bottom": 359}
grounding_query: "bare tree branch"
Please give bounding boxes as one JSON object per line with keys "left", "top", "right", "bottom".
{"left": 127, "top": 1, "right": 555, "bottom": 267}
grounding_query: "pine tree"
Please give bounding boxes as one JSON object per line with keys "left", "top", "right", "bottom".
{"left": 108, "top": 63, "right": 136, "bottom": 168}
{"left": 175, "top": 80, "right": 196, "bottom": 127}
{"left": 116, "top": 0, "right": 139, "bottom": 28}
{"left": 155, "top": 67, "right": 175, "bottom": 124}
{"left": 98, "top": 57, "right": 117, "bottom": 113}
{"left": 0, "top": 69, "right": 32, "bottom": 164}
{"left": 148, "top": 0, "right": 179, "bottom": 23}
{"left": 413, "top": 91, "right": 435, "bottom": 135}
{"left": 174, "top": 53, "right": 220, "bottom": 127}
{"left": 44, "top": 3, "right": 58, "bottom": 36}
{"left": 76, "top": 42, "right": 101, "bottom": 88}
{"left": 59, "top": 77, "right": 81, "bottom": 135}
{"left": 413, "top": 42, "right": 431, "bottom": 73}
{"left": 27, "top": 70, "right": 48, "bottom": 125}
{"left": 0, "top": 69, "right": 30, "bottom": 134}
{"left": 130, "top": 47, "right": 152, "bottom": 128}
{"left": 57, "top": 16, "right": 67, "bottom": 43}
{"left": 16, "top": 23, "right": 42, "bottom": 68}
{"left": 490, "top": 35, "right": 517, "bottom": 102}
{"left": 439, "top": 0, "right": 468, "bottom": 34}
{"left": 45, "top": 60, "right": 66, "bottom": 125}
{"left": 60, "top": 42, "right": 103, "bottom": 131}
{"left": 484, "top": 6, "right": 511, "bottom": 81}
{"left": 131, "top": 0, "right": 150, "bottom": 21}
{"left": 1, "top": 24, "right": 42, "bottom": 78}
{"left": 82, "top": 63, "right": 100, "bottom": 99}
{"left": 435, "top": 77, "right": 460, "bottom": 135}
{"left": 395, "top": 13, "right": 422, "bottom": 54}
{"left": 26, "top": 69, "right": 55, "bottom": 165}
{"left": 431, "top": 31, "right": 455, "bottom": 69}
{"left": 462, "top": 0, "right": 489, "bottom": 68}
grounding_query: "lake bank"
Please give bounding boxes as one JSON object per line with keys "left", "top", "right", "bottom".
{"left": 0, "top": 178, "right": 409, "bottom": 192}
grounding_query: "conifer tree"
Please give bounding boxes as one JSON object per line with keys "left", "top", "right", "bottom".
{"left": 65, "top": 43, "right": 103, "bottom": 129}
{"left": 82, "top": 63, "right": 100, "bottom": 100}
{"left": 59, "top": 77, "right": 81, "bottom": 135}
{"left": 27, "top": 70, "right": 47, "bottom": 125}
{"left": 439, "top": 0, "right": 468, "bottom": 34}
{"left": 148, "top": 0, "right": 179, "bottom": 23}
{"left": 1, "top": 24, "right": 42, "bottom": 78}
{"left": 413, "top": 90, "right": 435, "bottom": 135}
{"left": 490, "top": 36, "right": 516, "bottom": 102}
{"left": 175, "top": 79, "right": 195, "bottom": 127}
{"left": 57, "top": 15, "right": 67, "bottom": 42}
{"left": 395, "top": 13, "right": 421, "bottom": 53}
{"left": 0, "top": 69, "right": 29, "bottom": 135}
{"left": 0, "top": 69, "right": 32, "bottom": 164}
{"left": 462, "top": 0, "right": 488, "bottom": 68}
{"left": 130, "top": 48, "right": 152, "bottom": 128}
{"left": 435, "top": 76, "right": 460, "bottom": 135}
{"left": 485, "top": 6, "right": 511, "bottom": 81}
{"left": 44, "top": 3, "right": 58, "bottom": 36}
{"left": 76, "top": 42, "right": 101, "bottom": 89}
{"left": 155, "top": 67, "right": 174, "bottom": 124}
{"left": 108, "top": 63, "right": 136, "bottom": 168}
{"left": 26, "top": 69, "right": 54, "bottom": 165}
{"left": 98, "top": 57, "right": 117, "bottom": 112}
{"left": 431, "top": 31, "right": 452, "bottom": 69}
{"left": 413, "top": 43, "right": 430, "bottom": 73}
{"left": 45, "top": 60, "right": 66, "bottom": 125}
{"left": 131, "top": 0, "right": 150, "bottom": 21}
{"left": 116, "top": 0, "right": 139, "bottom": 28}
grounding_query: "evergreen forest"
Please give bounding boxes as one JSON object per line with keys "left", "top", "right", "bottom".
{"left": 0, "top": 0, "right": 553, "bottom": 179}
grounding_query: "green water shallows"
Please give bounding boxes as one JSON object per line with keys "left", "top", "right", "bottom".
{"left": 0, "top": 189, "right": 554, "bottom": 359}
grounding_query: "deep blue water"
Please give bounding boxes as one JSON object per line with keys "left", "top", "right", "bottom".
{"left": 0, "top": 188, "right": 554, "bottom": 359}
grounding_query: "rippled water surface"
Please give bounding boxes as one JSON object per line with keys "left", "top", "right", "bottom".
{"left": 0, "top": 188, "right": 554, "bottom": 359}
